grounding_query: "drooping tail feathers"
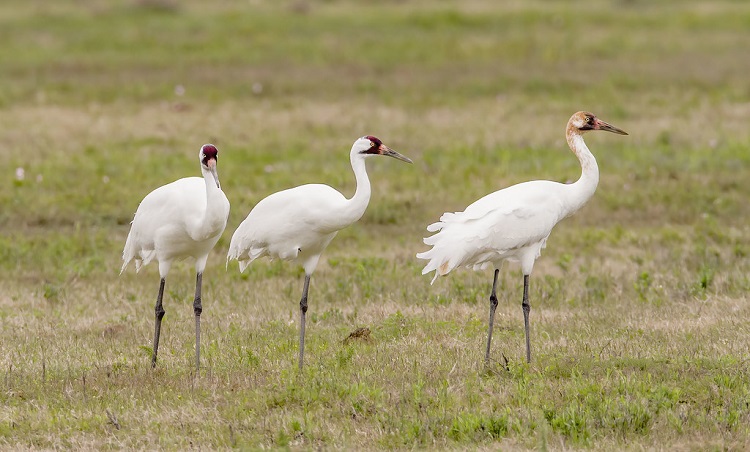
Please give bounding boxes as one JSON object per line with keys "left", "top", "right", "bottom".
{"left": 416, "top": 219, "right": 455, "bottom": 284}
{"left": 226, "top": 240, "right": 266, "bottom": 273}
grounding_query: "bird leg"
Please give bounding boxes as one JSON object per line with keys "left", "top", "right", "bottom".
{"left": 152, "top": 278, "right": 166, "bottom": 368}
{"left": 193, "top": 272, "right": 203, "bottom": 371}
{"left": 298, "top": 275, "right": 311, "bottom": 371}
{"left": 485, "top": 268, "right": 500, "bottom": 364}
{"left": 522, "top": 274, "right": 531, "bottom": 363}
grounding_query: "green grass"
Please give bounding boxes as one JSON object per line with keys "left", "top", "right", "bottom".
{"left": 2, "top": 0, "right": 750, "bottom": 449}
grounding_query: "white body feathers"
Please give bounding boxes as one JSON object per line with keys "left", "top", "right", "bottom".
{"left": 417, "top": 178, "right": 593, "bottom": 283}
{"left": 227, "top": 182, "right": 365, "bottom": 275}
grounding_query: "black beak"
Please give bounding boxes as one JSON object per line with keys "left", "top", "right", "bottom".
{"left": 596, "top": 119, "right": 628, "bottom": 135}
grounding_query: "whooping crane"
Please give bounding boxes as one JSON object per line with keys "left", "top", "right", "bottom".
{"left": 417, "top": 112, "right": 627, "bottom": 364}
{"left": 227, "top": 136, "right": 412, "bottom": 370}
{"left": 122, "top": 144, "right": 230, "bottom": 370}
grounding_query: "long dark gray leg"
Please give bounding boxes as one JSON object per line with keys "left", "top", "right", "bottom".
{"left": 152, "top": 277, "right": 166, "bottom": 368}
{"left": 298, "top": 275, "right": 311, "bottom": 371}
{"left": 522, "top": 274, "right": 531, "bottom": 363}
{"left": 193, "top": 272, "right": 203, "bottom": 371}
{"left": 485, "top": 269, "right": 500, "bottom": 364}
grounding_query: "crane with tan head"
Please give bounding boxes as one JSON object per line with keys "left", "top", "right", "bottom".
{"left": 417, "top": 112, "right": 627, "bottom": 364}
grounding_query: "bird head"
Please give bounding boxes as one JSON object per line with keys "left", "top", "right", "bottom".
{"left": 570, "top": 112, "right": 628, "bottom": 135}
{"left": 200, "top": 144, "right": 221, "bottom": 188}
{"left": 353, "top": 136, "right": 413, "bottom": 163}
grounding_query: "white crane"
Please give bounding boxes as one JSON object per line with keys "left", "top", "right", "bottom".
{"left": 227, "top": 136, "right": 412, "bottom": 370}
{"left": 417, "top": 112, "right": 627, "bottom": 364}
{"left": 121, "top": 144, "right": 230, "bottom": 370}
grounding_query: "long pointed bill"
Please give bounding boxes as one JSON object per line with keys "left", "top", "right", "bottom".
{"left": 381, "top": 146, "right": 413, "bottom": 163}
{"left": 596, "top": 119, "right": 628, "bottom": 135}
{"left": 206, "top": 159, "right": 221, "bottom": 188}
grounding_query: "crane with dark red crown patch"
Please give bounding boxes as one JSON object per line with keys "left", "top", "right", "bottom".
{"left": 227, "top": 136, "right": 412, "bottom": 370}
{"left": 122, "top": 144, "right": 230, "bottom": 371}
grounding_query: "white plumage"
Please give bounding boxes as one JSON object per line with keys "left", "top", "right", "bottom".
{"left": 229, "top": 184, "right": 352, "bottom": 275}
{"left": 122, "top": 144, "right": 230, "bottom": 370}
{"left": 419, "top": 181, "right": 564, "bottom": 283}
{"left": 228, "top": 136, "right": 412, "bottom": 370}
{"left": 417, "top": 112, "right": 627, "bottom": 364}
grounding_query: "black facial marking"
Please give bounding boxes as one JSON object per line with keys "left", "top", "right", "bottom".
{"left": 579, "top": 115, "right": 596, "bottom": 131}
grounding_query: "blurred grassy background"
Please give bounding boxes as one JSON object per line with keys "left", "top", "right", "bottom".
{"left": 1, "top": 0, "right": 749, "bottom": 449}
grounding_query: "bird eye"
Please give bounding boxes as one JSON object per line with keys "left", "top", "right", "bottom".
{"left": 586, "top": 116, "right": 593, "bottom": 123}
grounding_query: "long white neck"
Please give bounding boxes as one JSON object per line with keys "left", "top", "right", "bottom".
{"left": 339, "top": 153, "right": 372, "bottom": 226}
{"left": 197, "top": 165, "right": 228, "bottom": 237}
{"left": 563, "top": 130, "right": 599, "bottom": 216}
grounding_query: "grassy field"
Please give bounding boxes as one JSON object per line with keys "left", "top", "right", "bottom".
{"left": 1, "top": 0, "right": 750, "bottom": 449}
